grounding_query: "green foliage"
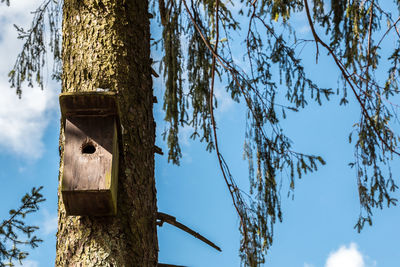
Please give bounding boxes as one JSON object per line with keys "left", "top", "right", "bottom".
{"left": 0, "top": 187, "right": 45, "bottom": 266}
{"left": 310, "top": 0, "right": 400, "bottom": 234}
{"left": 160, "top": 0, "right": 185, "bottom": 165}
{"left": 153, "top": 0, "right": 400, "bottom": 265}
{"left": 154, "top": 0, "right": 333, "bottom": 264}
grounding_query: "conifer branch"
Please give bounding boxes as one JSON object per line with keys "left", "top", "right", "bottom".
{"left": 0, "top": 187, "right": 45, "bottom": 266}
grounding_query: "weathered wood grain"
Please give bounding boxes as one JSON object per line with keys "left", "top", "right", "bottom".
{"left": 61, "top": 94, "right": 119, "bottom": 216}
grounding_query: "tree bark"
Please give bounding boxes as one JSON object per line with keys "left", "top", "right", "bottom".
{"left": 55, "top": 0, "right": 158, "bottom": 266}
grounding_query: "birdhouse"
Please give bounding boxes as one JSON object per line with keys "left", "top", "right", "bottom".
{"left": 59, "top": 92, "right": 119, "bottom": 216}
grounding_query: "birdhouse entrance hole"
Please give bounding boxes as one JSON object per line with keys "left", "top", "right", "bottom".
{"left": 82, "top": 142, "right": 96, "bottom": 154}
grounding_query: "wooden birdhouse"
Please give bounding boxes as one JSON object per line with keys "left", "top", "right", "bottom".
{"left": 60, "top": 92, "right": 119, "bottom": 216}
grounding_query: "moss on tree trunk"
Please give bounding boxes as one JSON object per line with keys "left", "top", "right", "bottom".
{"left": 56, "top": 0, "right": 158, "bottom": 265}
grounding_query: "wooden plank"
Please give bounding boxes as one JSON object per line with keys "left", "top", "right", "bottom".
{"left": 62, "top": 190, "right": 114, "bottom": 216}
{"left": 59, "top": 92, "right": 118, "bottom": 117}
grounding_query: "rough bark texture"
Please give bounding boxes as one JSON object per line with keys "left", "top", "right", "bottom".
{"left": 56, "top": 0, "right": 158, "bottom": 266}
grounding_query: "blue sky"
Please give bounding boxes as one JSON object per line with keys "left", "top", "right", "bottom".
{"left": 1, "top": 1, "right": 400, "bottom": 267}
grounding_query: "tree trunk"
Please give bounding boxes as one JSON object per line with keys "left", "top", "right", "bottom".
{"left": 55, "top": 0, "right": 158, "bottom": 266}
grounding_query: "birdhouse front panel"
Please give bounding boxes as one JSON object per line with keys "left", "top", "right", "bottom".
{"left": 63, "top": 116, "right": 113, "bottom": 191}
{"left": 60, "top": 92, "right": 119, "bottom": 216}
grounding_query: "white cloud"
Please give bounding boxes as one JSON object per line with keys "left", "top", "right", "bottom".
{"left": 0, "top": 1, "right": 58, "bottom": 159}
{"left": 0, "top": 86, "right": 56, "bottom": 158}
{"left": 325, "top": 243, "right": 370, "bottom": 267}
{"left": 304, "top": 263, "right": 315, "bottom": 267}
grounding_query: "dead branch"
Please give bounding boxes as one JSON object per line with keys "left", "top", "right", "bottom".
{"left": 156, "top": 212, "right": 222, "bottom": 252}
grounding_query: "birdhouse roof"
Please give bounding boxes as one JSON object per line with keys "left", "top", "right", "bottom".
{"left": 59, "top": 92, "right": 118, "bottom": 117}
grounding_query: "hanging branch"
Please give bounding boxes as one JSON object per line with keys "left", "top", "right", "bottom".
{"left": 182, "top": 0, "right": 250, "bottom": 256}
{"left": 8, "top": 0, "right": 62, "bottom": 98}
{"left": 181, "top": 0, "right": 331, "bottom": 265}
{"left": 304, "top": 0, "right": 398, "bottom": 156}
